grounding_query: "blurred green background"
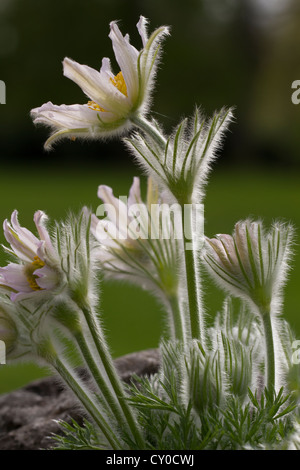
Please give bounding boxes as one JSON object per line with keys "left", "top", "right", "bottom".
{"left": 0, "top": 0, "right": 300, "bottom": 394}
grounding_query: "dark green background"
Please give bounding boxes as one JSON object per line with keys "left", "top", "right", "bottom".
{"left": 0, "top": 0, "right": 300, "bottom": 393}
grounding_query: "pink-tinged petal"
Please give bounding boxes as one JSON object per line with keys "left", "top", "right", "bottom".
{"left": 3, "top": 221, "right": 33, "bottom": 263}
{"left": 97, "top": 185, "right": 128, "bottom": 238}
{"left": 216, "top": 234, "right": 238, "bottom": 266}
{"left": 35, "top": 266, "right": 58, "bottom": 290}
{"left": 3, "top": 212, "right": 39, "bottom": 263}
{"left": 31, "top": 101, "right": 100, "bottom": 129}
{"left": 35, "top": 240, "right": 49, "bottom": 264}
{"left": 10, "top": 210, "right": 40, "bottom": 253}
{"left": 33, "top": 211, "right": 56, "bottom": 258}
{"left": 234, "top": 223, "right": 253, "bottom": 280}
{"left": 128, "top": 177, "right": 142, "bottom": 208}
{"left": 0, "top": 264, "right": 32, "bottom": 293}
{"left": 205, "top": 238, "right": 234, "bottom": 272}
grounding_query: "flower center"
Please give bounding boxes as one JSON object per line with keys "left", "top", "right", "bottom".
{"left": 87, "top": 71, "right": 127, "bottom": 112}
{"left": 111, "top": 71, "right": 128, "bottom": 97}
{"left": 24, "top": 256, "right": 45, "bottom": 291}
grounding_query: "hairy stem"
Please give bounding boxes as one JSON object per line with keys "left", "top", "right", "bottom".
{"left": 80, "top": 304, "right": 145, "bottom": 449}
{"left": 131, "top": 115, "right": 167, "bottom": 149}
{"left": 50, "top": 354, "right": 122, "bottom": 449}
{"left": 181, "top": 205, "right": 204, "bottom": 343}
{"left": 167, "top": 293, "right": 186, "bottom": 343}
{"left": 73, "top": 328, "right": 128, "bottom": 429}
{"left": 131, "top": 115, "right": 205, "bottom": 344}
{"left": 260, "top": 309, "right": 275, "bottom": 392}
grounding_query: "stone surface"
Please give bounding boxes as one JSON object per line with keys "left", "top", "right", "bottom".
{"left": 0, "top": 349, "right": 160, "bottom": 450}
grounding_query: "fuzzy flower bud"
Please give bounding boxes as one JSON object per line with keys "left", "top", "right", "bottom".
{"left": 125, "top": 108, "right": 233, "bottom": 204}
{"left": 203, "top": 220, "right": 294, "bottom": 314}
{"left": 182, "top": 340, "right": 227, "bottom": 415}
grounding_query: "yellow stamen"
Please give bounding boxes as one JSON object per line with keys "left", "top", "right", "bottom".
{"left": 24, "top": 256, "right": 45, "bottom": 291}
{"left": 110, "top": 71, "right": 128, "bottom": 97}
{"left": 87, "top": 101, "right": 106, "bottom": 112}
{"left": 87, "top": 71, "right": 127, "bottom": 112}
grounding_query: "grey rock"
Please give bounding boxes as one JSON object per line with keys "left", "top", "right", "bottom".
{"left": 0, "top": 349, "right": 160, "bottom": 450}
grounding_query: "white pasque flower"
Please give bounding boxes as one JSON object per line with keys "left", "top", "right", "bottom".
{"left": 31, "top": 17, "right": 169, "bottom": 150}
{"left": 91, "top": 176, "right": 180, "bottom": 295}
{"left": 0, "top": 210, "right": 60, "bottom": 301}
{"left": 203, "top": 220, "right": 294, "bottom": 313}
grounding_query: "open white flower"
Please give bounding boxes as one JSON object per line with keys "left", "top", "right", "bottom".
{"left": 0, "top": 210, "right": 60, "bottom": 301}
{"left": 31, "top": 17, "right": 169, "bottom": 149}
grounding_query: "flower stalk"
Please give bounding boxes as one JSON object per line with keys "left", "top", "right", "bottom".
{"left": 204, "top": 220, "right": 294, "bottom": 391}
{"left": 50, "top": 354, "right": 122, "bottom": 449}
{"left": 79, "top": 303, "right": 145, "bottom": 449}
{"left": 128, "top": 116, "right": 205, "bottom": 344}
{"left": 181, "top": 205, "right": 203, "bottom": 342}
{"left": 71, "top": 327, "right": 129, "bottom": 428}
{"left": 167, "top": 293, "right": 186, "bottom": 343}
{"left": 260, "top": 308, "right": 275, "bottom": 392}
{"left": 130, "top": 115, "right": 167, "bottom": 150}
{"left": 33, "top": 335, "right": 122, "bottom": 449}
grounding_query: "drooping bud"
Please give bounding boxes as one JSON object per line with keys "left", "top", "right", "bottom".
{"left": 203, "top": 220, "right": 294, "bottom": 314}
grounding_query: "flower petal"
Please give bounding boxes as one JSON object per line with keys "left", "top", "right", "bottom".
{"left": 31, "top": 101, "right": 100, "bottom": 129}
{"left": 34, "top": 211, "right": 56, "bottom": 259}
{"left": 63, "top": 58, "right": 129, "bottom": 115}
{"left": 3, "top": 211, "right": 39, "bottom": 262}
{"left": 128, "top": 177, "right": 142, "bottom": 207}
{"left": 109, "top": 21, "right": 139, "bottom": 103}
{"left": 97, "top": 185, "right": 128, "bottom": 238}
{"left": 137, "top": 16, "right": 148, "bottom": 47}
{"left": 0, "top": 264, "right": 32, "bottom": 293}
{"left": 35, "top": 265, "right": 58, "bottom": 290}
{"left": 93, "top": 219, "right": 123, "bottom": 248}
